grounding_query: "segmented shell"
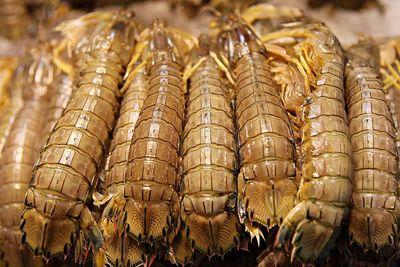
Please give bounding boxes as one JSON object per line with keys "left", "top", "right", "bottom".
{"left": 269, "top": 23, "right": 352, "bottom": 265}
{"left": 345, "top": 50, "right": 399, "bottom": 262}
{"left": 40, "top": 74, "right": 73, "bottom": 146}
{"left": 175, "top": 42, "right": 240, "bottom": 263}
{"left": 118, "top": 20, "right": 185, "bottom": 247}
{"left": 216, "top": 19, "right": 297, "bottom": 240}
{"left": 21, "top": 13, "right": 137, "bottom": 261}
{"left": 0, "top": 46, "right": 55, "bottom": 267}
{"left": 100, "top": 67, "right": 147, "bottom": 266}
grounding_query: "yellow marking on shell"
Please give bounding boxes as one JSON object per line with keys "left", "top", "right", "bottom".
{"left": 210, "top": 51, "right": 235, "bottom": 85}
{"left": 52, "top": 39, "right": 74, "bottom": 78}
{"left": 244, "top": 222, "right": 265, "bottom": 247}
{"left": 183, "top": 56, "right": 207, "bottom": 94}
{"left": 122, "top": 60, "right": 147, "bottom": 94}
{"left": 124, "top": 39, "right": 149, "bottom": 81}
{"left": 183, "top": 56, "right": 207, "bottom": 84}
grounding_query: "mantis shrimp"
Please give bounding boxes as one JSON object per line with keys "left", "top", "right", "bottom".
{"left": 99, "top": 19, "right": 195, "bottom": 266}
{"left": 343, "top": 41, "right": 400, "bottom": 266}
{"left": 258, "top": 21, "right": 352, "bottom": 265}
{"left": 21, "top": 10, "right": 138, "bottom": 262}
{"left": 214, "top": 14, "right": 298, "bottom": 243}
{"left": 0, "top": 43, "right": 57, "bottom": 267}
{"left": 172, "top": 34, "right": 240, "bottom": 264}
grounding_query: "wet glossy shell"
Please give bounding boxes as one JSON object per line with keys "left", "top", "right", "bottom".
{"left": 0, "top": 52, "right": 54, "bottom": 267}
{"left": 275, "top": 23, "right": 352, "bottom": 265}
{"left": 178, "top": 56, "right": 240, "bottom": 261}
{"left": 40, "top": 74, "right": 73, "bottom": 146}
{"left": 345, "top": 53, "right": 399, "bottom": 253}
{"left": 21, "top": 16, "right": 137, "bottom": 261}
{"left": 235, "top": 52, "right": 297, "bottom": 230}
{"left": 103, "top": 68, "right": 147, "bottom": 195}
{"left": 101, "top": 67, "right": 147, "bottom": 266}
{"left": 122, "top": 57, "right": 184, "bottom": 244}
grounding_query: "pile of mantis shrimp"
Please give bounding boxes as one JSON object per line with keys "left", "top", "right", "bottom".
{"left": 0, "top": 2, "right": 400, "bottom": 267}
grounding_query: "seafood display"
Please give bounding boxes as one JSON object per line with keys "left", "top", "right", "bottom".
{"left": 0, "top": 2, "right": 398, "bottom": 266}
{"left": 98, "top": 19, "right": 196, "bottom": 266}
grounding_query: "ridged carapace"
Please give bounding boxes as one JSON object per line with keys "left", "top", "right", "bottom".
{"left": 98, "top": 18, "right": 195, "bottom": 263}
{"left": 20, "top": 11, "right": 139, "bottom": 262}
{"left": 172, "top": 34, "right": 240, "bottom": 264}
{"left": 99, "top": 64, "right": 147, "bottom": 267}
{"left": 215, "top": 14, "right": 297, "bottom": 242}
{"left": 344, "top": 43, "right": 400, "bottom": 265}
{"left": 260, "top": 22, "right": 352, "bottom": 264}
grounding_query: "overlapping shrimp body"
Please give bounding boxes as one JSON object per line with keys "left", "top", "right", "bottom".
{"left": 0, "top": 44, "right": 56, "bottom": 267}
{"left": 260, "top": 22, "right": 352, "bottom": 264}
{"left": 344, "top": 44, "right": 400, "bottom": 263}
{"left": 103, "top": 20, "right": 186, "bottom": 253}
{"left": 99, "top": 65, "right": 147, "bottom": 266}
{"left": 175, "top": 35, "right": 240, "bottom": 262}
{"left": 216, "top": 16, "right": 297, "bottom": 241}
{"left": 21, "top": 11, "right": 138, "bottom": 261}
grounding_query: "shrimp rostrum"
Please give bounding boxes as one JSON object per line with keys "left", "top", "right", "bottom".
{"left": 21, "top": 10, "right": 138, "bottom": 262}
{"left": 259, "top": 21, "right": 352, "bottom": 264}
{"left": 214, "top": 15, "right": 298, "bottom": 242}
